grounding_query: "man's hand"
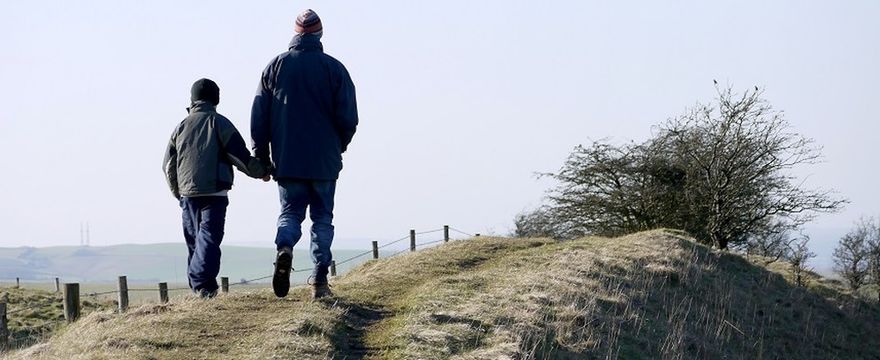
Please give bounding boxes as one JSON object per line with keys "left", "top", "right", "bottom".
{"left": 261, "top": 165, "right": 275, "bottom": 182}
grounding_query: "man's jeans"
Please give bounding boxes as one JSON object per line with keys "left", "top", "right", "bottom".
{"left": 180, "top": 196, "right": 228, "bottom": 293}
{"left": 275, "top": 179, "right": 336, "bottom": 284}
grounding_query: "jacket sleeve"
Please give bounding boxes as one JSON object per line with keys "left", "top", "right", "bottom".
{"left": 334, "top": 64, "right": 358, "bottom": 153}
{"left": 217, "top": 116, "right": 270, "bottom": 179}
{"left": 250, "top": 60, "right": 275, "bottom": 166}
{"left": 162, "top": 130, "right": 181, "bottom": 199}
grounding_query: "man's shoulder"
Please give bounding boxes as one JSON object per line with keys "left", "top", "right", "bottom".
{"left": 320, "top": 52, "right": 347, "bottom": 69}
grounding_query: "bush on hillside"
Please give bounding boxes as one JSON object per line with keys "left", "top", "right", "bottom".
{"left": 788, "top": 234, "right": 815, "bottom": 287}
{"left": 834, "top": 217, "right": 880, "bottom": 297}
{"left": 522, "top": 85, "right": 845, "bottom": 249}
{"left": 833, "top": 218, "right": 873, "bottom": 292}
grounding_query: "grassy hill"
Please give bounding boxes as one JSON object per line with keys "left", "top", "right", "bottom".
{"left": 5, "top": 230, "right": 880, "bottom": 359}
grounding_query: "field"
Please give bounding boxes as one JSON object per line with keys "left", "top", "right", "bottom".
{"left": 0, "top": 243, "right": 379, "bottom": 284}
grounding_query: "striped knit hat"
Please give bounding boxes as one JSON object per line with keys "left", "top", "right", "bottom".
{"left": 295, "top": 9, "right": 323, "bottom": 35}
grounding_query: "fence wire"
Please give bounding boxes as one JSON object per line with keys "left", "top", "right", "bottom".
{"left": 1, "top": 225, "right": 477, "bottom": 345}
{"left": 449, "top": 227, "right": 475, "bottom": 237}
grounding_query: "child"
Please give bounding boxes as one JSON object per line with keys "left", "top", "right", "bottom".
{"left": 163, "top": 78, "right": 270, "bottom": 298}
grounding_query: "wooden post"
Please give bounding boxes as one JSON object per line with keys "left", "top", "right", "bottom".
{"left": 63, "top": 283, "right": 80, "bottom": 322}
{"left": 410, "top": 229, "right": 416, "bottom": 252}
{"left": 0, "top": 302, "right": 8, "bottom": 349}
{"left": 117, "top": 276, "right": 129, "bottom": 313}
{"left": 221, "top": 277, "right": 229, "bottom": 294}
{"left": 330, "top": 261, "right": 337, "bottom": 277}
{"left": 14, "top": 278, "right": 19, "bottom": 289}
{"left": 158, "top": 282, "right": 169, "bottom": 304}
{"left": 55, "top": 277, "right": 61, "bottom": 293}
{"left": 444, "top": 225, "right": 450, "bottom": 242}
{"left": 371, "top": 241, "right": 379, "bottom": 259}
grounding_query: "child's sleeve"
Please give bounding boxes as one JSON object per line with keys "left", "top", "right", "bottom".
{"left": 216, "top": 116, "right": 270, "bottom": 179}
{"left": 162, "top": 131, "right": 181, "bottom": 199}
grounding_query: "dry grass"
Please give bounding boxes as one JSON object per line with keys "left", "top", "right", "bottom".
{"left": 5, "top": 289, "right": 343, "bottom": 360}
{"left": 5, "top": 230, "right": 880, "bottom": 359}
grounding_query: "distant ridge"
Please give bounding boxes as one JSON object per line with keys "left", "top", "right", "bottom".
{"left": 0, "top": 243, "right": 370, "bottom": 283}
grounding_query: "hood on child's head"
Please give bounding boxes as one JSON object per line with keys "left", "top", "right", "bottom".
{"left": 191, "top": 78, "right": 220, "bottom": 106}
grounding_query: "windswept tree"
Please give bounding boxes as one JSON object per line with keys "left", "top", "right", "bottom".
{"left": 525, "top": 85, "right": 845, "bottom": 248}
{"left": 651, "top": 86, "right": 844, "bottom": 249}
{"left": 833, "top": 219, "right": 873, "bottom": 292}
{"left": 513, "top": 206, "right": 565, "bottom": 239}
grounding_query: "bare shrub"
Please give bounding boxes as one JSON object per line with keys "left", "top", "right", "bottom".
{"left": 833, "top": 219, "right": 872, "bottom": 292}
{"left": 787, "top": 234, "right": 815, "bottom": 287}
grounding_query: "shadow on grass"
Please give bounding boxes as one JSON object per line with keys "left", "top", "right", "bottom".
{"left": 326, "top": 299, "right": 389, "bottom": 360}
{"left": 545, "top": 235, "right": 880, "bottom": 359}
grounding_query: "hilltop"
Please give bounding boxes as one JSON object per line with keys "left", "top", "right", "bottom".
{"left": 6, "top": 230, "right": 880, "bottom": 359}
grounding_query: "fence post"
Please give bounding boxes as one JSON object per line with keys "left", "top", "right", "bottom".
{"left": 330, "top": 261, "right": 337, "bottom": 277}
{"left": 117, "top": 276, "right": 129, "bottom": 313}
{"left": 63, "top": 283, "right": 80, "bottom": 322}
{"left": 372, "top": 241, "right": 379, "bottom": 259}
{"left": 221, "top": 277, "right": 229, "bottom": 294}
{"left": 410, "top": 229, "right": 416, "bottom": 252}
{"left": 444, "top": 225, "right": 450, "bottom": 242}
{"left": 0, "top": 302, "right": 8, "bottom": 350}
{"left": 158, "top": 283, "right": 169, "bottom": 304}
{"left": 14, "top": 278, "right": 19, "bottom": 289}
{"left": 55, "top": 277, "right": 61, "bottom": 293}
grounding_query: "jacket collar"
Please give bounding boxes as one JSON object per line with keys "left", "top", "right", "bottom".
{"left": 289, "top": 34, "right": 324, "bottom": 52}
{"left": 188, "top": 100, "right": 217, "bottom": 114}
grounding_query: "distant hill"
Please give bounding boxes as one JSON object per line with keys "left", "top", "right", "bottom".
{"left": 0, "top": 243, "right": 371, "bottom": 284}
{"left": 8, "top": 230, "right": 880, "bottom": 359}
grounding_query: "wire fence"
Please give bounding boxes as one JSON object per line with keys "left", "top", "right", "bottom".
{"left": 0, "top": 225, "right": 479, "bottom": 351}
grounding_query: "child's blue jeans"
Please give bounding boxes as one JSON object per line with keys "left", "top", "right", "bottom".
{"left": 180, "top": 196, "right": 228, "bottom": 293}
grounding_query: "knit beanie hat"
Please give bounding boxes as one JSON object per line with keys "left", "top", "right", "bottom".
{"left": 295, "top": 9, "right": 323, "bottom": 36}
{"left": 191, "top": 78, "right": 220, "bottom": 106}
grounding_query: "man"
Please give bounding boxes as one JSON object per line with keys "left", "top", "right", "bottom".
{"left": 251, "top": 9, "right": 358, "bottom": 299}
{"left": 164, "top": 78, "right": 270, "bottom": 298}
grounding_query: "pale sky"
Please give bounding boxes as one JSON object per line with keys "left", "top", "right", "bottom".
{"left": 1, "top": 1, "right": 878, "bottom": 266}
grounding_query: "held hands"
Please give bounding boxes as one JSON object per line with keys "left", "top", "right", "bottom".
{"left": 261, "top": 164, "right": 275, "bottom": 182}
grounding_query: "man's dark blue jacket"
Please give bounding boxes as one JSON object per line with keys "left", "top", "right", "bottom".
{"left": 250, "top": 34, "right": 358, "bottom": 180}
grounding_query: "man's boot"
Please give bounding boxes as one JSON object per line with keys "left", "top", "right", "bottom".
{"left": 312, "top": 282, "right": 333, "bottom": 299}
{"left": 273, "top": 247, "right": 293, "bottom": 298}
